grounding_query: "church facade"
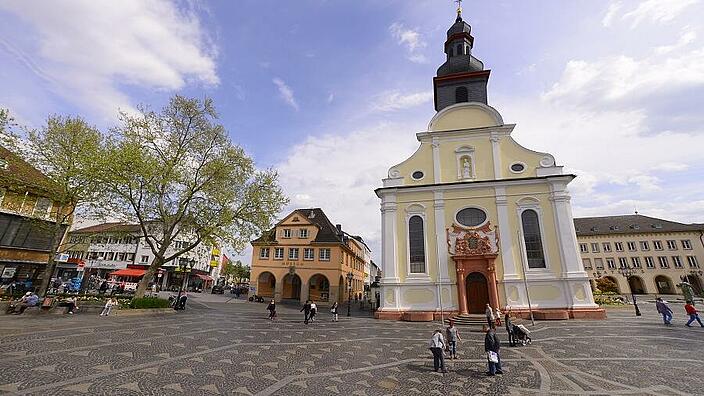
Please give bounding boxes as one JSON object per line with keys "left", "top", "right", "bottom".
{"left": 375, "top": 8, "right": 604, "bottom": 321}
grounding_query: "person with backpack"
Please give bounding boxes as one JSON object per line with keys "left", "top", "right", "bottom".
{"left": 300, "top": 300, "right": 311, "bottom": 324}
{"left": 330, "top": 301, "right": 339, "bottom": 322}
{"left": 655, "top": 297, "right": 673, "bottom": 325}
{"left": 685, "top": 301, "right": 704, "bottom": 327}
{"left": 267, "top": 299, "right": 276, "bottom": 320}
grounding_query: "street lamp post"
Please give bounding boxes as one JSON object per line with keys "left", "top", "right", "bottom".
{"left": 618, "top": 265, "right": 642, "bottom": 316}
{"left": 174, "top": 259, "right": 193, "bottom": 310}
{"left": 346, "top": 272, "right": 353, "bottom": 317}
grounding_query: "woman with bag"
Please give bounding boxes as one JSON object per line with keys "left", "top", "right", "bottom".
{"left": 484, "top": 325, "right": 503, "bottom": 376}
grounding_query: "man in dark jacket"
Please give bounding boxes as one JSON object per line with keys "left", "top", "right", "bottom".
{"left": 300, "top": 300, "right": 311, "bottom": 324}
{"left": 484, "top": 326, "right": 503, "bottom": 376}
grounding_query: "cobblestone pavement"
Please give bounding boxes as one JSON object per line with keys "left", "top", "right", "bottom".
{"left": 0, "top": 295, "right": 701, "bottom": 395}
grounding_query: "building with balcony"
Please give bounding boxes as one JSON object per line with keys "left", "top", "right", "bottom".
{"left": 575, "top": 214, "right": 704, "bottom": 297}
{"left": 0, "top": 146, "right": 74, "bottom": 291}
{"left": 250, "top": 208, "right": 368, "bottom": 305}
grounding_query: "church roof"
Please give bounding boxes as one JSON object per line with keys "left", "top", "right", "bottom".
{"left": 573, "top": 214, "right": 703, "bottom": 236}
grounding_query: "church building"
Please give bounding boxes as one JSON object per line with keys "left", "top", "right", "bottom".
{"left": 374, "top": 6, "right": 604, "bottom": 321}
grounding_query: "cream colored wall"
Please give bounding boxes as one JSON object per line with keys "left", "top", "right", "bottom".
{"left": 498, "top": 136, "right": 547, "bottom": 179}
{"left": 394, "top": 191, "right": 436, "bottom": 282}
{"left": 389, "top": 143, "right": 434, "bottom": 186}
{"left": 429, "top": 106, "right": 500, "bottom": 131}
{"left": 577, "top": 230, "right": 704, "bottom": 295}
{"left": 438, "top": 137, "right": 494, "bottom": 182}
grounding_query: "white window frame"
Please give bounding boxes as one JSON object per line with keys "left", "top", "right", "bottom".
{"left": 687, "top": 256, "right": 699, "bottom": 268}
{"left": 274, "top": 247, "right": 284, "bottom": 260}
{"left": 666, "top": 240, "right": 677, "bottom": 250}
{"left": 590, "top": 243, "right": 599, "bottom": 253}
{"left": 618, "top": 257, "right": 628, "bottom": 268}
{"left": 303, "top": 248, "right": 314, "bottom": 260}
{"left": 606, "top": 258, "right": 616, "bottom": 269}
{"left": 631, "top": 257, "right": 641, "bottom": 268}
{"left": 614, "top": 242, "right": 624, "bottom": 252}
{"left": 299, "top": 229, "right": 309, "bottom": 238}
{"left": 639, "top": 241, "right": 649, "bottom": 251}
{"left": 319, "top": 248, "right": 331, "bottom": 261}
{"left": 288, "top": 248, "right": 299, "bottom": 260}
{"left": 259, "top": 247, "right": 270, "bottom": 259}
{"left": 405, "top": 204, "right": 430, "bottom": 277}
{"left": 33, "top": 198, "right": 52, "bottom": 219}
{"left": 594, "top": 258, "right": 604, "bottom": 269}
{"left": 682, "top": 240, "right": 692, "bottom": 250}
{"left": 645, "top": 256, "right": 655, "bottom": 268}
{"left": 516, "top": 198, "right": 550, "bottom": 272}
{"left": 658, "top": 256, "right": 669, "bottom": 268}
{"left": 653, "top": 240, "right": 663, "bottom": 250}
{"left": 579, "top": 243, "right": 588, "bottom": 254}
{"left": 602, "top": 242, "right": 612, "bottom": 252}
{"left": 672, "top": 256, "right": 683, "bottom": 268}
{"left": 141, "top": 255, "right": 149, "bottom": 263}
{"left": 627, "top": 242, "right": 637, "bottom": 252}
{"left": 582, "top": 258, "right": 592, "bottom": 270}
{"left": 282, "top": 229, "right": 292, "bottom": 238}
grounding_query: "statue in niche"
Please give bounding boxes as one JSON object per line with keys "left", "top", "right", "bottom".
{"left": 462, "top": 157, "right": 472, "bottom": 179}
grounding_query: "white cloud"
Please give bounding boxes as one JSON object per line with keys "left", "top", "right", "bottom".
{"left": 371, "top": 90, "right": 433, "bottom": 112}
{"left": 327, "top": 92, "right": 335, "bottom": 104}
{"left": 0, "top": 0, "right": 218, "bottom": 120}
{"left": 389, "top": 22, "right": 427, "bottom": 64}
{"left": 275, "top": 121, "right": 421, "bottom": 260}
{"left": 272, "top": 78, "right": 299, "bottom": 111}
{"left": 604, "top": 0, "right": 699, "bottom": 29}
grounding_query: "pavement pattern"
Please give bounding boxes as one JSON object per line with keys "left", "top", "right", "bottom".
{"left": 0, "top": 293, "right": 701, "bottom": 395}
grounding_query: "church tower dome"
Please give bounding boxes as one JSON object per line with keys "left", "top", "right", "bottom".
{"left": 434, "top": 1, "right": 490, "bottom": 112}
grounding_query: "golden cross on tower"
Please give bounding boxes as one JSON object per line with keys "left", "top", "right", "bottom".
{"left": 455, "top": 0, "right": 463, "bottom": 17}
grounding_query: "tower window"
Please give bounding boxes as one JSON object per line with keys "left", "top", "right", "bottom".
{"left": 455, "top": 86, "right": 468, "bottom": 103}
{"left": 456, "top": 44, "right": 463, "bottom": 56}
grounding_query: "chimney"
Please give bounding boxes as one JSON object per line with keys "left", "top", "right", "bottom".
{"left": 336, "top": 224, "right": 342, "bottom": 234}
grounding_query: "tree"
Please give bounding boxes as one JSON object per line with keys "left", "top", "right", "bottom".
{"left": 101, "top": 95, "right": 287, "bottom": 298}
{"left": 2, "top": 114, "right": 105, "bottom": 296}
{"left": 220, "top": 259, "right": 236, "bottom": 283}
{"left": 596, "top": 277, "right": 619, "bottom": 294}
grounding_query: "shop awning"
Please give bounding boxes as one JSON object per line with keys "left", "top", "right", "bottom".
{"left": 194, "top": 274, "right": 214, "bottom": 281}
{"left": 108, "top": 268, "right": 146, "bottom": 278}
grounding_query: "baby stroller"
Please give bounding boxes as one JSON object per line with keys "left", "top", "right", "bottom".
{"left": 512, "top": 324, "right": 532, "bottom": 346}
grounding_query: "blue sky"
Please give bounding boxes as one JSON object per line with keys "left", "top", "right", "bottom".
{"left": 1, "top": 0, "right": 703, "bottom": 262}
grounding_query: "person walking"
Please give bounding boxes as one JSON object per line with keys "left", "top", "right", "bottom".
{"left": 685, "top": 301, "right": 704, "bottom": 327}
{"left": 485, "top": 304, "right": 495, "bottom": 327}
{"left": 429, "top": 329, "right": 448, "bottom": 373}
{"left": 484, "top": 325, "right": 503, "bottom": 376}
{"left": 100, "top": 297, "right": 116, "bottom": 316}
{"left": 267, "top": 300, "right": 277, "bottom": 320}
{"left": 301, "top": 300, "right": 312, "bottom": 324}
{"left": 445, "top": 320, "right": 461, "bottom": 359}
{"left": 310, "top": 301, "right": 317, "bottom": 322}
{"left": 505, "top": 309, "right": 516, "bottom": 347}
{"left": 330, "top": 302, "right": 339, "bottom": 322}
{"left": 494, "top": 307, "right": 502, "bottom": 327}
{"left": 655, "top": 297, "right": 673, "bottom": 325}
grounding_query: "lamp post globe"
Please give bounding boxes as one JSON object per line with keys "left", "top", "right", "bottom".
{"left": 619, "top": 266, "right": 641, "bottom": 317}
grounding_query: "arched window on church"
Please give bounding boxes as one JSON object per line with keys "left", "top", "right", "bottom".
{"left": 408, "top": 215, "right": 426, "bottom": 273}
{"left": 521, "top": 209, "right": 546, "bottom": 268}
{"left": 455, "top": 86, "right": 469, "bottom": 103}
{"left": 456, "top": 44, "right": 463, "bottom": 56}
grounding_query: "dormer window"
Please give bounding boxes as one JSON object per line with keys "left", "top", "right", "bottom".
{"left": 299, "top": 229, "right": 309, "bottom": 238}
{"left": 283, "top": 229, "right": 292, "bottom": 238}
{"left": 591, "top": 226, "right": 599, "bottom": 232}
{"left": 455, "top": 87, "right": 468, "bottom": 103}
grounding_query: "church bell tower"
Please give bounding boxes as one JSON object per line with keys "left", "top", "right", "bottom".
{"left": 433, "top": 2, "right": 490, "bottom": 112}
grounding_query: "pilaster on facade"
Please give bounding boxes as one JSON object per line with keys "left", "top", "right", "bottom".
{"left": 494, "top": 187, "right": 519, "bottom": 280}
{"left": 431, "top": 138, "right": 441, "bottom": 184}
{"left": 380, "top": 193, "right": 400, "bottom": 284}
{"left": 490, "top": 131, "right": 501, "bottom": 179}
{"left": 433, "top": 191, "right": 451, "bottom": 283}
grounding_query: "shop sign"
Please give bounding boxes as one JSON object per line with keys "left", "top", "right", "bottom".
{"left": 1, "top": 267, "right": 17, "bottom": 278}
{"left": 55, "top": 253, "right": 69, "bottom": 262}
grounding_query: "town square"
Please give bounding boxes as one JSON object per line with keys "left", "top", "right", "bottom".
{"left": 1, "top": 0, "right": 704, "bottom": 395}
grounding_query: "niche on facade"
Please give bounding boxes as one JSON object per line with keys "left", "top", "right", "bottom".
{"left": 455, "top": 146, "right": 476, "bottom": 181}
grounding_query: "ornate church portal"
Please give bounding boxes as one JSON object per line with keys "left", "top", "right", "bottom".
{"left": 374, "top": 5, "right": 605, "bottom": 322}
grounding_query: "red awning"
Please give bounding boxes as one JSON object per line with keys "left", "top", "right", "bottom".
{"left": 108, "top": 268, "right": 146, "bottom": 278}
{"left": 194, "top": 274, "right": 214, "bottom": 281}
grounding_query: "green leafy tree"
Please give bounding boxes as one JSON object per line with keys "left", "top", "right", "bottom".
{"left": 2, "top": 114, "right": 105, "bottom": 296}
{"left": 101, "top": 96, "right": 287, "bottom": 297}
{"left": 220, "top": 259, "right": 236, "bottom": 283}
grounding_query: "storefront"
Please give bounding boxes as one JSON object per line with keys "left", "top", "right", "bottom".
{"left": 0, "top": 260, "right": 46, "bottom": 292}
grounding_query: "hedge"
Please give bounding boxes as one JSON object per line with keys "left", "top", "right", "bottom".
{"left": 129, "top": 297, "right": 170, "bottom": 309}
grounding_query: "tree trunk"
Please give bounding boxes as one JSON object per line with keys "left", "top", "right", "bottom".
{"left": 135, "top": 255, "right": 163, "bottom": 298}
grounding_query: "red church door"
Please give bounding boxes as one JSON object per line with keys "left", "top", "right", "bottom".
{"left": 466, "top": 272, "right": 489, "bottom": 314}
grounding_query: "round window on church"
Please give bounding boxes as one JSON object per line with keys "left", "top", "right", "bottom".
{"left": 510, "top": 162, "right": 526, "bottom": 173}
{"left": 456, "top": 208, "right": 487, "bottom": 227}
{"left": 411, "top": 171, "right": 424, "bottom": 180}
